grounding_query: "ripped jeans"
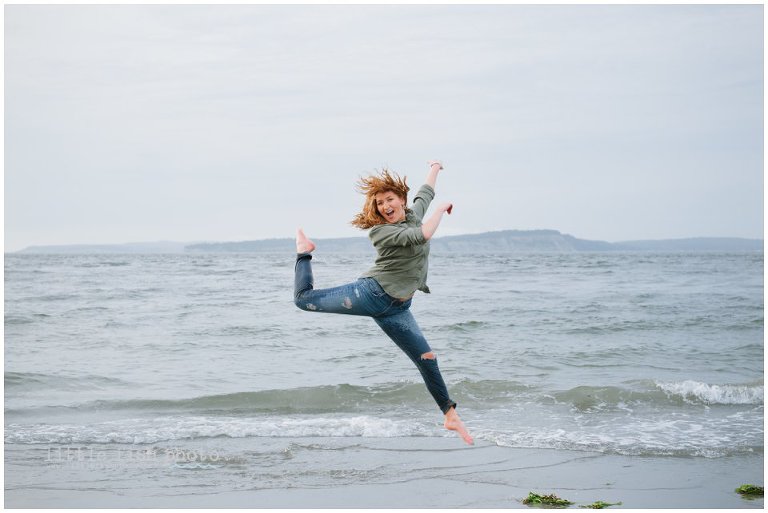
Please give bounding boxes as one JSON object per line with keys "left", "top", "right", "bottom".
{"left": 293, "top": 253, "right": 458, "bottom": 414}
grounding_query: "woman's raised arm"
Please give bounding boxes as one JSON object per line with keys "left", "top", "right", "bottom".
{"left": 425, "top": 160, "right": 443, "bottom": 189}
{"left": 421, "top": 202, "right": 453, "bottom": 241}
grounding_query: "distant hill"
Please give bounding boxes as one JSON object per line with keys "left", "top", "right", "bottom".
{"left": 185, "top": 230, "right": 762, "bottom": 253}
{"left": 431, "top": 230, "right": 616, "bottom": 252}
{"left": 14, "top": 230, "right": 762, "bottom": 254}
{"left": 186, "top": 237, "right": 372, "bottom": 254}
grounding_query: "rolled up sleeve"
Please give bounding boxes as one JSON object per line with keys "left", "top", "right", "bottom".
{"left": 369, "top": 224, "right": 426, "bottom": 247}
{"left": 410, "top": 184, "right": 435, "bottom": 221}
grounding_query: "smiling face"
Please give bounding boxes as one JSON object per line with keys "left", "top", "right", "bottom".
{"left": 374, "top": 190, "right": 407, "bottom": 224}
{"left": 350, "top": 169, "right": 410, "bottom": 230}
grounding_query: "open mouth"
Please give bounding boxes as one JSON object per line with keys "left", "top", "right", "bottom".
{"left": 385, "top": 208, "right": 394, "bottom": 217}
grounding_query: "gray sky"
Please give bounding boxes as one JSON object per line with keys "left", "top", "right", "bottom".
{"left": 5, "top": 4, "right": 764, "bottom": 251}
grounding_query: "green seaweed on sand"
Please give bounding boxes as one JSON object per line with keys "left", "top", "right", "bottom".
{"left": 580, "top": 500, "right": 622, "bottom": 509}
{"left": 522, "top": 492, "right": 574, "bottom": 508}
{"left": 735, "top": 484, "right": 764, "bottom": 496}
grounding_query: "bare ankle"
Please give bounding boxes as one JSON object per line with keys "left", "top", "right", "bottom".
{"left": 443, "top": 407, "right": 473, "bottom": 444}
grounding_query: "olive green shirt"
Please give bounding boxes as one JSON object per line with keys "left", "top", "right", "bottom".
{"left": 360, "top": 184, "right": 435, "bottom": 299}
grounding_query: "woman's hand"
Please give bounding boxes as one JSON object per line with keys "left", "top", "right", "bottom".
{"left": 428, "top": 160, "right": 443, "bottom": 171}
{"left": 421, "top": 202, "right": 453, "bottom": 240}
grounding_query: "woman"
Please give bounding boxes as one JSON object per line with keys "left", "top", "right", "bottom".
{"left": 294, "top": 160, "right": 473, "bottom": 445}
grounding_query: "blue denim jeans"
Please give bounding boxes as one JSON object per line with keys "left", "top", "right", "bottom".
{"left": 293, "top": 253, "right": 457, "bottom": 414}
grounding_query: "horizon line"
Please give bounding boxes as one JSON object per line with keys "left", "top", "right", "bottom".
{"left": 8, "top": 228, "right": 765, "bottom": 253}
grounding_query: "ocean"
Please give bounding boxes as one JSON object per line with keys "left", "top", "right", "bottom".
{"left": 4, "top": 251, "right": 764, "bottom": 507}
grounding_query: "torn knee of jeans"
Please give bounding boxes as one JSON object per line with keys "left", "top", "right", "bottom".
{"left": 342, "top": 297, "right": 353, "bottom": 309}
{"left": 420, "top": 352, "right": 436, "bottom": 360}
{"left": 306, "top": 303, "right": 317, "bottom": 311}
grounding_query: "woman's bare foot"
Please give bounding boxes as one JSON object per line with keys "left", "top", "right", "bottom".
{"left": 296, "top": 228, "right": 316, "bottom": 254}
{"left": 444, "top": 407, "right": 473, "bottom": 445}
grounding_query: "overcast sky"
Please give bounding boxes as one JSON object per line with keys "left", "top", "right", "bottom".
{"left": 5, "top": 4, "right": 764, "bottom": 251}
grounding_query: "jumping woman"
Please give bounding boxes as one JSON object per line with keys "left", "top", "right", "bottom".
{"left": 294, "top": 160, "right": 473, "bottom": 445}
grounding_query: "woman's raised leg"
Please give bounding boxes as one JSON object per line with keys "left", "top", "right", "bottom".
{"left": 294, "top": 229, "right": 316, "bottom": 303}
{"left": 294, "top": 229, "right": 382, "bottom": 316}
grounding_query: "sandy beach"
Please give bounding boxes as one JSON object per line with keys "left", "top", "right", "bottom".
{"left": 5, "top": 436, "right": 763, "bottom": 509}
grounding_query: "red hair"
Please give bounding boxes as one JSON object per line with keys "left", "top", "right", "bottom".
{"left": 350, "top": 169, "right": 410, "bottom": 229}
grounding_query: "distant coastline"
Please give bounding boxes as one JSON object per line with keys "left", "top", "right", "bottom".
{"left": 13, "top": 230, "right": 764, "bottom": 254}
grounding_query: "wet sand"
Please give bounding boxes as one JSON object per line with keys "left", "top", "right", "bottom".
{"left": 5, "top": 436, "right": 764, "bottom": 508}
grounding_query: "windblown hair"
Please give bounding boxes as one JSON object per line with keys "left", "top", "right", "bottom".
{"left": 350, "top": 168, "right": 410, "bottom": 230}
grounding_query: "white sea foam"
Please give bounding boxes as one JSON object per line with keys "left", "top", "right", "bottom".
{"left": 5, "top": 415, "right": 434, "bottom": 445}
{"left": 655, "top": 380, "right": 764, "bottom": 405}
{"left": 7, "top": 407, "right": 763, "bottom": 459}
{"left": 480, "top": 411, "right": 763, "bottom": 458}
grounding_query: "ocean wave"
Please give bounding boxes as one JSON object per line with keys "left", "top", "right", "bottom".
{"left": 437, "top": 320, "right": 489, "bottom": 333}
{"left": 552, "top": 381, "right": 764, "bottom": 411}
{"left": 12, "top": 379, "right": 533, "bottom": 415}
{"left": 552, "top": 385, "right": 663, "bottom": 412}
{"left": 563, "top": 319, "right": 681, "bottom": 334}
{"left": 5, "top": 415, "right": 432, "bottom": 444}
{"left": 102, "top": 384, "right": 424, "bottom": 414}
{"left": 10, "top": 377, "right": 762, "bottom": 415}
{"left": 5, "top": 371, "right": 132, "bottom": 391}
{"left": 482, "top": 426, "right": 763, "bottom": 459}
{"left": 31, "top": 293, "right": 79, "bottom": 302}
{"left": 4, "top": 314, "right": 51, "bottom": 325}
{"left": 6, "top": 412, "right": 762, "bottom": 459}
{"left": 77, "top": 260, "right": 132, "bottom": 267}
{"left": 655, "top": 380, "right": 764, "bottom": 405}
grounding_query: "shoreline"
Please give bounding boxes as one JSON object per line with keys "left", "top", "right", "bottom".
{"left": 5, "top": 437, "right": 764, "bottom": 508}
